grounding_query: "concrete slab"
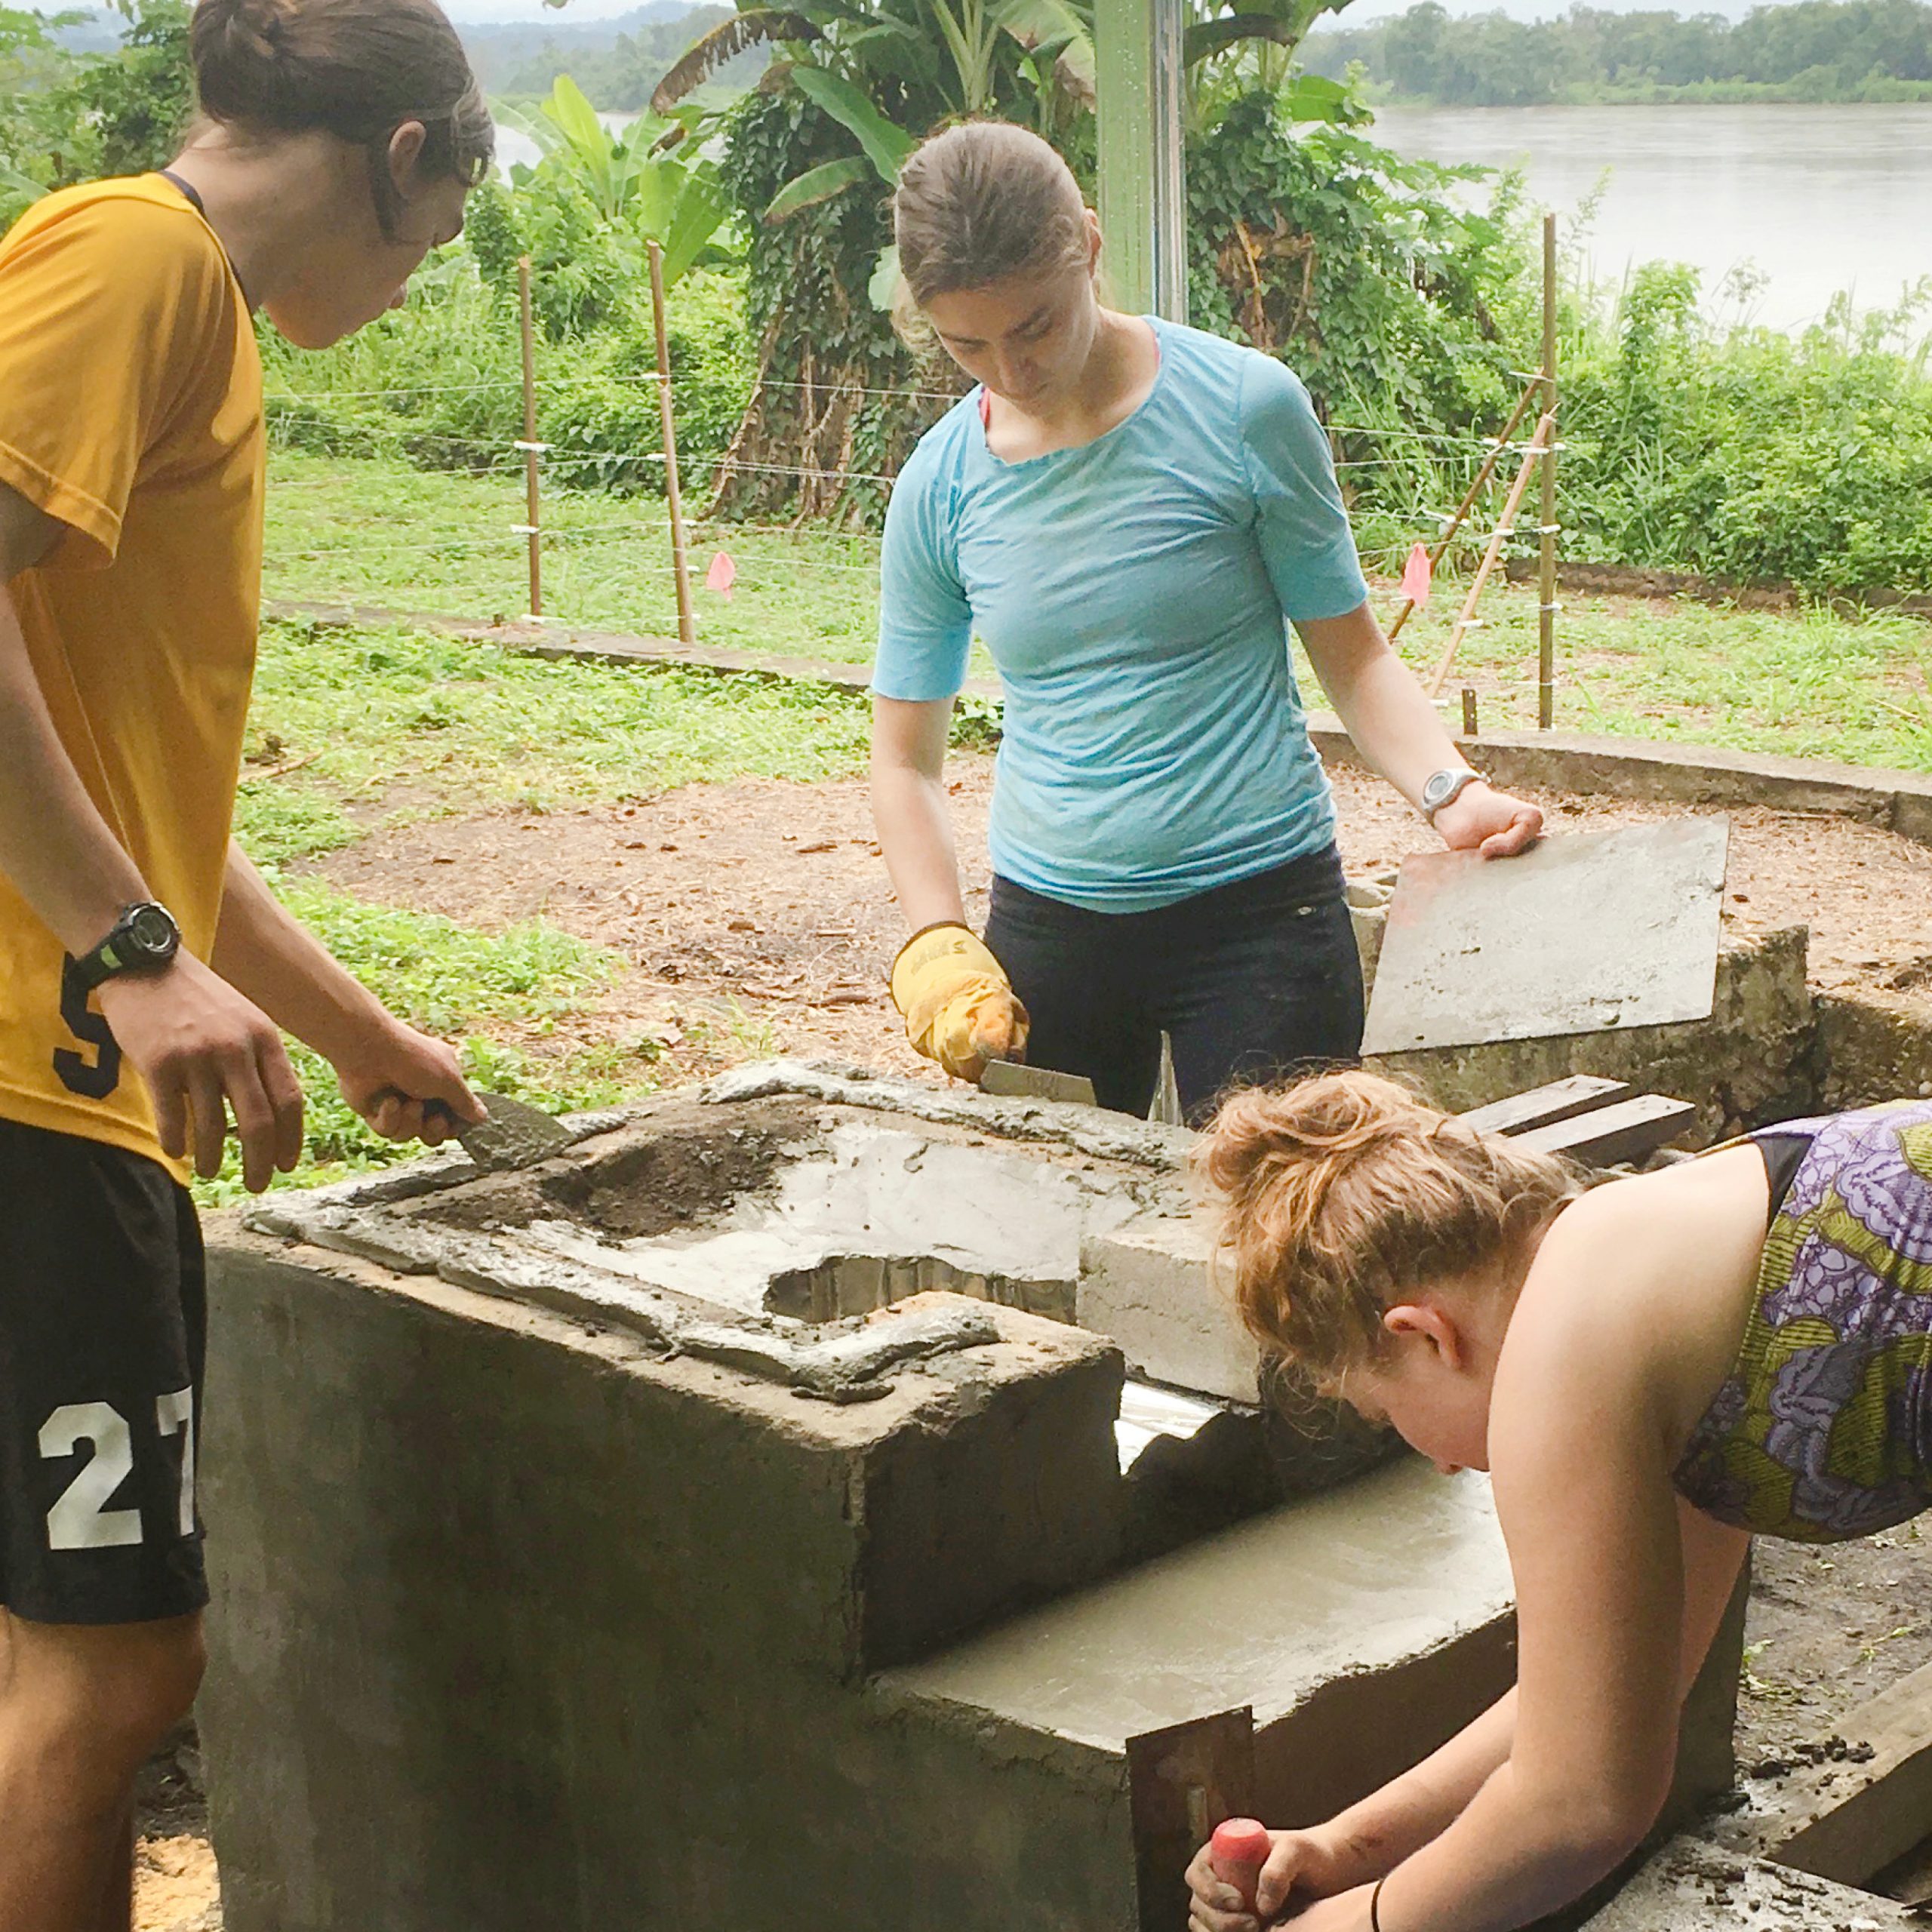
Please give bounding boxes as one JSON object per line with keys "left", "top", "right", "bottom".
{"left": 1363, "top": 820, "right": 1729, "bottom": 1055}
{"left": 1372, "top": 925, "right": 1814, "bottom": 1143}
{"left": 881, "top": 1460, "right": 1513, "bottom": 1753}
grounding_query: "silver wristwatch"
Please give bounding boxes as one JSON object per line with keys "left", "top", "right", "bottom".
{"left": 1419, "top": 767, "right": 1485, "bottom": 823}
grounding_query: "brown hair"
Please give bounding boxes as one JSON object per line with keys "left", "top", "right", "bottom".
{"left": 192, "top": 0, "right": 492, "bottom": 228}
{"left": 1195, "top": 1070, "right": 1580, "bottom": 1383}
{"left": 893, "top": 121, "right": 1091, "bottom": 326}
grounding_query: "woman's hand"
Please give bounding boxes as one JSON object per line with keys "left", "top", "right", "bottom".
{"left": 1431, "top": 780, "right": 1543, "bottom": 857}
{"left": 889, "top": 923, "right": 1030, "bottom": 1081}
{"left": 1185, "top": 1825, "right": 1362, "bottom": 1932}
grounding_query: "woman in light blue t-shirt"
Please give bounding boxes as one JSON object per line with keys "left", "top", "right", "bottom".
{"left": 873, "top": 122, "right": 1542, "bottom": 1121}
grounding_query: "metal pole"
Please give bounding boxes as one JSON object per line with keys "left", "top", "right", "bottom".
{"left": 516, "top": 255, "right": 542, "bottom": 620}
{"left": 648, "top": 240, "right": 697, "bottom": 649}
{"left": 1538, "top": 213, "right": 1559, "bottom": 730}
{"left": 1095, "top": 0, "right": 1188, "bottom": 320}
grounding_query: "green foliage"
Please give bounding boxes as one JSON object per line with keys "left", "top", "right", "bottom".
{"left": 1559, "top": 268, "right": 1932, "bottom": 593}
{"left": 1305, "top": 0, "right": 1932, "bottom": 106}
{"left": 0, "top": 0, "right": 193, "bottom": 223}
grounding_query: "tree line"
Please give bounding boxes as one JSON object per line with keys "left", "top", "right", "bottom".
{"left": 1302, "top": 0, "right": 1932, "bottom": 105}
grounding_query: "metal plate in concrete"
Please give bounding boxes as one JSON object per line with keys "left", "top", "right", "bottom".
{"left": 1361, "top": 820, "right": 1729, "bottom": 1056}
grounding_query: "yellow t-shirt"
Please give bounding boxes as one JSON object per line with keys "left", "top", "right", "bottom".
{"left": 0, "top": 174, "right": 264, "bottom": 1176}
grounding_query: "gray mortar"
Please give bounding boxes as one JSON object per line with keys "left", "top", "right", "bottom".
{"left": 1580, "top": 1836, "right": 1921, "bottom": 1930}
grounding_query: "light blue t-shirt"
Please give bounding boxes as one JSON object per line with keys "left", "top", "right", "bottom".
{"left": 873, "top": 317, "right": 1369, "bottom": 914}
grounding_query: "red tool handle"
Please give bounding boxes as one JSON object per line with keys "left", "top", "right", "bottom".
{"left": 1211, "top": 1818, "right": 1272, "bottom": 1911}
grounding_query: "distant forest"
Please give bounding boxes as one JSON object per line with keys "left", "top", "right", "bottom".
{"left": 1302, "top": 0, "right": 1932, "bottom": 104}
{"left": 461, "top": 3, "right": 764, "bottom": 109}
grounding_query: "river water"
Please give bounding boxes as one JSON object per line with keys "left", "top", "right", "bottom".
{"left": 494, "top": 102, "right": 1932, "bottom": 337}
{"left": 1374, "top": 102, "right": 1932, "bottom": 334}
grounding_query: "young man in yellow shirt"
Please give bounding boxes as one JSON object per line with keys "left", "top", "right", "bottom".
{"left": 0, "top": 1, "right": 497, "bottom": 1924}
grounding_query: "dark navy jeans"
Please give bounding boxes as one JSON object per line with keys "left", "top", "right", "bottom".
{"left": 983, "top": 844, "right": 1364, "bottom": 1124}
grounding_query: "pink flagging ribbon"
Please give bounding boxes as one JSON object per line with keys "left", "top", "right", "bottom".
{"left": 1400, "top": 541, "right": 1432, "bottom": 607}
{"left": 705, "top": 550, "right": 737, "bottom": 600}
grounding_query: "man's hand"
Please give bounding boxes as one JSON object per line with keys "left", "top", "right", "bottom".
{"left": 1432, "top": 780, "right": 1543, "bottom": 858}
{"left": 97, "top": 953, "right": 304, "bottom": 1193}
{"left": 331, "top": 1018, "right": 484, "bottom": 1146}
{"left": 1186, "top": 1824, "right": 1364, "bottom": 1932}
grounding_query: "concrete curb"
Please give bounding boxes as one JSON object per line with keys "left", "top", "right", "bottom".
{"left": 268, "top": 597, "right": 1932, "bottom": 850}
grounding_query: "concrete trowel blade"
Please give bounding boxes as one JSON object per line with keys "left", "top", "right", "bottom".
{"left": 460, "top": 1091, "right": 574, "bottom": 1172}
{"left": 978, "top": 1060, "right": 1098, "bottom": 1107}
{"left": 1360, "top": 818, "right": 1729, "bottom": 1057}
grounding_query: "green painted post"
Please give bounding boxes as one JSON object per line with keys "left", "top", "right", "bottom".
{"left": 1095, "top": 0, "right": 1188, "bottom": 321}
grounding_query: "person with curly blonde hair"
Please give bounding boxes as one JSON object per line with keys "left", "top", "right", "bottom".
{"left": 1186, "top": 1070, "right": 1932, "bottom": 1932}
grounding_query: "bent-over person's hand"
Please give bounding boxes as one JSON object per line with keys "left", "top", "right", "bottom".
{"left": 97, "top": 951, "right": 305, "bottom": 1193}
{"left": 1432, "top": 780, "right": 1543, "bottom": 858}
{"left": 1185, "top": 1822, "right": 1365, "bottom": 1932}
{"left": 890, "top": 923, "right": 1030, "bottom": 1083}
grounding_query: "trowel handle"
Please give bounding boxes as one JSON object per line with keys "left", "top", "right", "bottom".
{"left": 1210, "top": 1818, "right": 1272, "bottom": 1910}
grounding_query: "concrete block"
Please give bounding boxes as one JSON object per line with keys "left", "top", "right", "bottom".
{"left": 1078, "top": 1213, "right": 1257, "bottom": 1404}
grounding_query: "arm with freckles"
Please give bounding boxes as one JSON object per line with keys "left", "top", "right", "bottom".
{"left": 1272, "top": 1249, "right": 1751, "bottom": 1932}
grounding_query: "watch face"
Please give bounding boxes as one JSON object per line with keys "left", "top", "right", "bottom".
{"left": 127, "top": 904, "right": 177, "bottom": 958}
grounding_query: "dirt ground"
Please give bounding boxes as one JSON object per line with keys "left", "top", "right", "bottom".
{"left": 309, "top": 755, "right": 1932, "bottom": 1092}
{"left": 139, "top": 758, "right": 1932, "bottom": 1929}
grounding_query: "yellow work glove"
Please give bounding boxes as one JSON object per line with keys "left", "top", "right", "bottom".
{"left": 889, "top": 924, "right": 1030, "bottom": 1083}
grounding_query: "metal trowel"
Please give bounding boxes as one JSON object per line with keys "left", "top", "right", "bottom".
{"left": 977, "top": 1059, "right": 1097, "bottom": 1107}
{"left": 423, "top": 1091, "right": 575, "bottom": 1173}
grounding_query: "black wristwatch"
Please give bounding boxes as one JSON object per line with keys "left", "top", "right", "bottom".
{"left": 72, "top": 901, "right": 181, "bottom": 991}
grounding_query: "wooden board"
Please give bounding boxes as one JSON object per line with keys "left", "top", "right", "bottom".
{"left": 1764, "top": 1657, "right": 1932, "bottom": 1886}
{"left": 1457, "top": 1075, "right": 1632, "bottom": 1137}
{"left": 1509, "top": 1094, "right": 1698, "bottom": 1167}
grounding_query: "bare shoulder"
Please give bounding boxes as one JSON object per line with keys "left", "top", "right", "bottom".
{"left": 1498, "top": 1144, "right": 1770, "bottom": 1450}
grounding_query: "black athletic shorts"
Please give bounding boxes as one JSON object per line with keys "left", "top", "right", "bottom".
{"left": 0, "top": 1115, "right": 208, "bottom": 1625}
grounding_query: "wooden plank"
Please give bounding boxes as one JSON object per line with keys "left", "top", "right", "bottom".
{"left": 1127, "top": 1706, "right": 1257, "bottom": 1932}
{"left": 1457, "top": 1076, "right": 1632, "bottom": 1138}
{"left": 1766, "top": 1657, "right": 1932, "bottom": 1886}
{"left": 1510, "top": 1094, "right": 1697, "bottom": 1167}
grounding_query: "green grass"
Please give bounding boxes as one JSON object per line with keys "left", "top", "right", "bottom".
{"left": 1376, "top": 589, "right": 1932, "bottom": 771}
{"left": 266, "top": 445, "right": 1932, "bottom": 774}
{"left": 266, "top": 445, "right": 884, "bottom": 665}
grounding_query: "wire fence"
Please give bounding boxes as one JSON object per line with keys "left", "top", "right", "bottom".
{"left": 261, "top": 260, "right": 1565, "bottom": 732}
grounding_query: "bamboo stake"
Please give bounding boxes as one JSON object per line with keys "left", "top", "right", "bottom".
{"left": 648, "top": 240, "right": 696, "bottom": 648}
{"left": 1386, "top": 372, "right": 1543, "bottom": 643}
{"left": 515, "top": 257, "right": 543, "bottom": 619}
{"left": 1427, "top": 411, "right": 1555, "bottom": 697}
{"left": 1537, "top": 213, "right": 1560, "bottom": 730}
